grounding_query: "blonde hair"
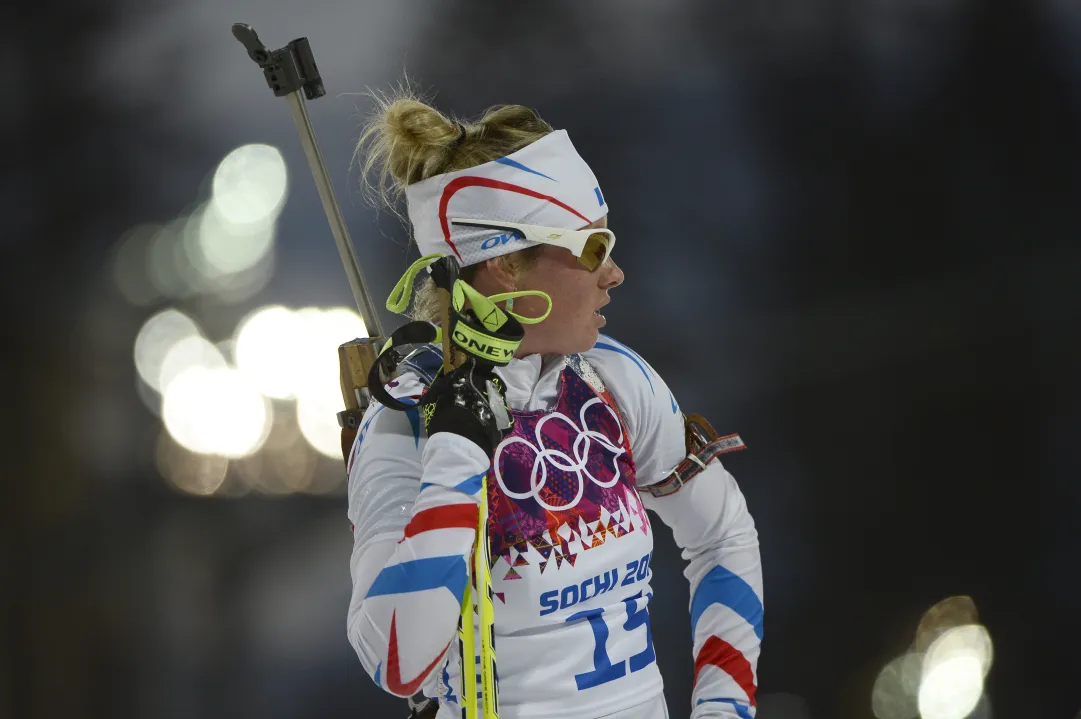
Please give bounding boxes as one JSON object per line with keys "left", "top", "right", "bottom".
{"left": 355, "top": 87, "right": 552, "bottom": 322}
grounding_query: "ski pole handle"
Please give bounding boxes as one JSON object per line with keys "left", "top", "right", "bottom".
{"left": 429, "top": 256, "right": 465, "bottom": 373}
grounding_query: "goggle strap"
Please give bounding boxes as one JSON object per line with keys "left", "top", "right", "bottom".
{"left": 385, "top": 255, "right": 555, "bottom": 326}
{"left": 485, "top": 291, "right": 553, "bottom": 325}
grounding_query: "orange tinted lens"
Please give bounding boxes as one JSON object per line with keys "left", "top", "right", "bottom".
{"left": 579, "top": 233, "right": 610, "bottom": 271}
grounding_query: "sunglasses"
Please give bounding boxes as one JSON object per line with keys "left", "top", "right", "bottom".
{"left": 449, "top": 217, "right": 615, "bottom": 272}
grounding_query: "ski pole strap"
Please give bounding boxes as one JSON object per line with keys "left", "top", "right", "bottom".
{"left": 432, "top": 256, "right": 550, "bottom": 366}
{"left": 386, "top": 254, "right": 444, "bottom": 314}
{"left": 645, "top": 414, "right": 747, "bottom": 498}
{"left": 366, "top": 321, "right": 440, "bottom": 411}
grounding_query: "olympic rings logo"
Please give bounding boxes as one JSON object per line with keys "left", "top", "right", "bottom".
{"left": 493, "top": 397, "right": 625, "bottom": 511}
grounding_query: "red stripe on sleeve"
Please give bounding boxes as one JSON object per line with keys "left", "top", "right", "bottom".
{"left": 386, "top": 611, "right": 451, "bottom": 696}
{"left": 694, "top": 635, "right": 758, "bottom": 706}
{"left": 402, "top": 503, "right": 479, "bottom": 539}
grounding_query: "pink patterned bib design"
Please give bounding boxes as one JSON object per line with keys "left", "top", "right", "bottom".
{"left": 487, "top": 363, "right": 651, "bottom": 579}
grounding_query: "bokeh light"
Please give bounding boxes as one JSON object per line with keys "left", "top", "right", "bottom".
{"left": 236, "top": 445, "right": 320, "bottom": 496}
{"left": 873, "top": 598, "right": 994, "bottom": 719}
{"left": 112, "top": 224, "right": 161, "bottom": 305}
{"left": 291, "top": 307, "right": 367, "bottom": 458}
{"left": 872, "top": 652, "right": 922, "bottom": 719}
{"left": 158, "top": 335, "right": 228, "bottom": 395}
{"left": 210, "top": 143, "right": 288, "bottom": 226}
{"left": 915, "top": 595, "right": 980, "bottom": 653}
{"left": 296, "top": 392, "right": 346, "bottom": 460}
{"left": 156, "top": 431, "right": 229, "bottom": 497}
{"left": 162, "top": 366, "right": 272, "bottom": 458}
{"left": 171, "top": 201, "right": 277, "bottom": 304}
{"left": 270, "top": 443, "right": 321, "bottom": 494}
{"left": 195, "top": 200, "right": 277, "bottom": 277}
{"left": 233, "top": 405, "right": 320, "bottom": 496}
{"left": 203, "top": 246, "right": 276, "bottom": 305}
{"left": 918, "top": 625, "right": 993, "bottom": 719}
{"left": 134, "top": 308, "right": 202, "bottom": 392}
{"left": 115, "top": 144, "right": 287, "bottom": 312}
{"left": 924, "top": 625, "right": 993, "bottom": 680}
{"left": 175, "top": 208, "right": 216, "bottom": 296}
{"left": 234, "top": 304, "right": 367, "bottom": 459}
{"left": 917, "top": 654, "right": 984, "bottom": 719}
{"left": 136, "top": 301, "right": 364, "bottom": 492}
{"left": 306, "top": 455, "right": 347, "bottom": 496}
{"left": 135, "top": 374, "right": 163, "bottom": 418}
{"left": 146, "top": 217, "right": 197, "bottom": 300}
{"left": 234, "top": 306, "right": 305, "bottom": 399}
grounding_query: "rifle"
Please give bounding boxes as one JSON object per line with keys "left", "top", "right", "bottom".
{"left": 232, "top": 25, "right": 484, "bottom": 718}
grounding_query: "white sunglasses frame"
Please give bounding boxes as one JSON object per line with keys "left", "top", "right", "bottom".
{"left": 449, "top": 217, "right": 615, "bottom": 270}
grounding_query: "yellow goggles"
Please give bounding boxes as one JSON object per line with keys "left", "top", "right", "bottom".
{"left": 450, "top": 218, "right": 615, "bottom": 272}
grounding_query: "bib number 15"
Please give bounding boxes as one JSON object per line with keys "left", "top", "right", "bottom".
{"left": 565, "top": 590, "right": 656, "bottom": 691}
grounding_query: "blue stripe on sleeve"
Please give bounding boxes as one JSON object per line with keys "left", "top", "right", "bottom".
{"left": 348, "top": 406, "right": 387, "bottom": 484}
{"left": 441, "top": 663, "right": 456, "bottom": 703}
{"left": 452, "top": 471, "right": 485, "bottom": 495}
{"left": 420, "top": 470, "right": 485, "bottom": 496}
{"left": 365, "top": 556, "right": 469, "bottom": 603}
{"left": 374, "top": 662, "right": 382, "bottom": 688}
{"left": 359, "top": 405, "right": 385, "bottom": 437}
{"left": 690, "top": 565, "right": 764, "bottom": 641}
{"left": 593, "top": 337, "right": 655, "bottom": 394}
{"left": 696, "top": 698, "right": 754, "bottom": 719}
{"left": 405, "top": 407, "right": 421, "bottom": 448}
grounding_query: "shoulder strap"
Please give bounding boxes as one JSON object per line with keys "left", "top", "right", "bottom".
{"left": 644, "top": 414, "right": 747, "bottom": 497}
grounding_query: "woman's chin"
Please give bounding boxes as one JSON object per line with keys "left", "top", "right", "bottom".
{"left": 576, "top": 326, "right": 602, "bottom": 353}
{"left": 525, "top": 324, "right": 602, "bottom": 357}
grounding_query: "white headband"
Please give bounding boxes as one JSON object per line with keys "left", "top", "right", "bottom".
{"left": 404, "top": 130, "right": 608, "bottom": 266}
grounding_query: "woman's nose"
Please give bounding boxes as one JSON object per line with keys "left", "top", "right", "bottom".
{"left": 601, "top": 257, "right": 625, "bottom": 289}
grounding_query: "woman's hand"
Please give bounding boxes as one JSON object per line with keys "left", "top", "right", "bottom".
{"left": 422, "top": 356, "right": 514, "bottom": 457}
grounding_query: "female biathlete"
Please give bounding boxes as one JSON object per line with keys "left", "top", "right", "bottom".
{"left": 345, "top": 92, "right": 763, "bottom": 719}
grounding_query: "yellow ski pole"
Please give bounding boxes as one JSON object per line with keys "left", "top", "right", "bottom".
{"left": 436, "top": 283, "right": 499, "bottom": 719}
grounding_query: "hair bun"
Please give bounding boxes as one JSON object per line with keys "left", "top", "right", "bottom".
{"left": 379, "top": 99, "right": 462, "bottom": 185}
{"left": 354, "top": 88, "right": 552, "bottom": 216}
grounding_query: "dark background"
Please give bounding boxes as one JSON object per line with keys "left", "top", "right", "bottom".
{"left": 5, "top": 1, "right": 1080, "bottom": 718}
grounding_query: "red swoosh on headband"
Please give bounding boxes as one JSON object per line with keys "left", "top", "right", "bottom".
{"left": 438, "top": 177, "right": 591, "bottom": 261}
{"left": 385, "top": 611, "right": 452, "bottom": 696}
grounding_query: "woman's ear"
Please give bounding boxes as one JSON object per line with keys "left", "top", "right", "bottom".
{"left": 483, "top": 255, "right": 520, "bottom": 292}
